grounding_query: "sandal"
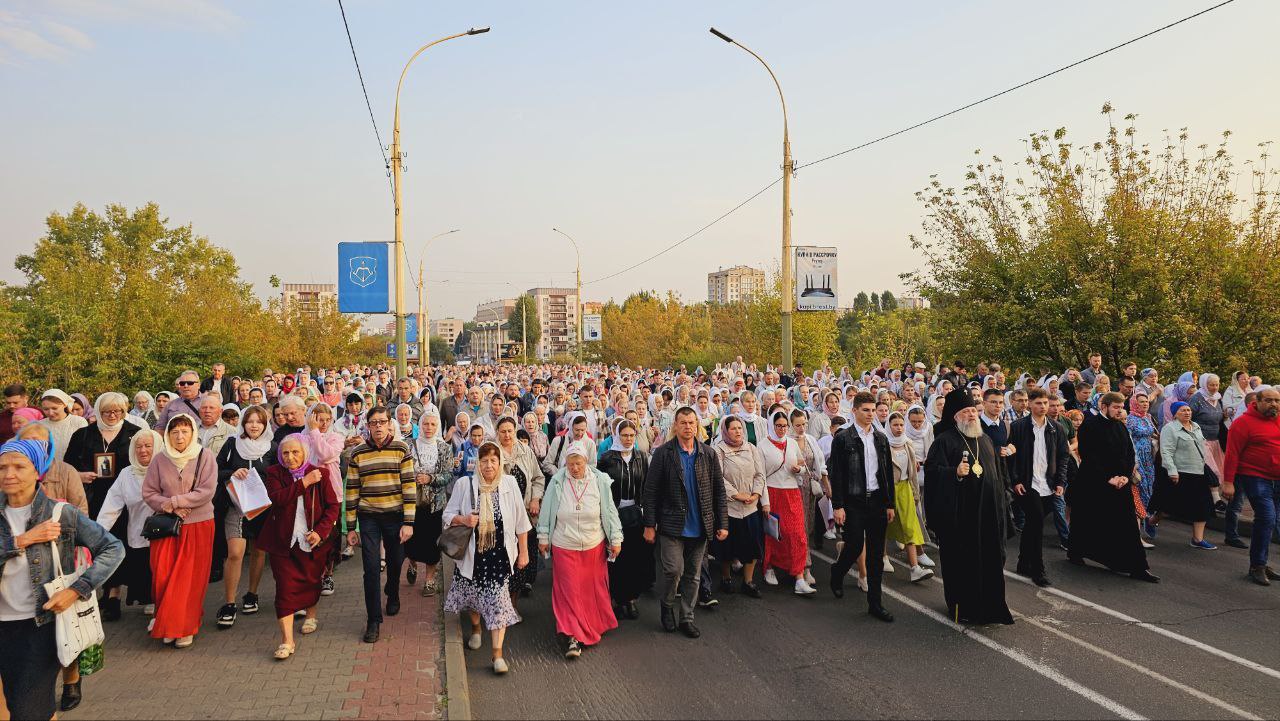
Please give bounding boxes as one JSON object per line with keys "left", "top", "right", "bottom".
{"left": 421, "top": 578, "right": 439, "bottom": 597}
{"left": 300, "top": 618, "right": 319, "bottom": 635}
{"left": 274, "top": 643, "right": 295, "bottom": 660}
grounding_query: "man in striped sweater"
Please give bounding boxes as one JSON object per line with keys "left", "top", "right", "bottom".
{"left": 345, "top": 406, "right": 416, "bottom": 643}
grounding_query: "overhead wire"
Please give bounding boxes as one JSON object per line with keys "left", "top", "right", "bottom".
{"left": 583, "top": 0, "right": 1236, "bottom": 285}
{"left": 337, "top": 0, "right": 395, "bottom": 206}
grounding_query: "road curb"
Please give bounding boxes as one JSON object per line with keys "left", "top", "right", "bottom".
{"left": 442, "top": 559, "right": 471, "bottom": 721}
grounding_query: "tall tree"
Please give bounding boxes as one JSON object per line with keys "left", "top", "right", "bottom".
{"left": 869, "top": 292, "right": 881, "bottom": 314}
{"left": 506, "top": 294, "right": 541, "bottom": 351}
{"left": 905, "top": 106, "right": 1280, "bottom": 377}
{"left": 853, "top": 291, "right": 870, "bottom": 315}
{"left": 880, "top": 291, "right": 898, "bottom": 312}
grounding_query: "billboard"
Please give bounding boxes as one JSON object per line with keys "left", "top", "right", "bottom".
{"left": 338, "top": 242, "right": 390, "bottom": 313}
{"left": 795, "top": 246, "right": 838, "bottom": 311}
{"left": 582, "top": 314, "right": 602, "bottom": 341}
{"left": 405, "top": 315, "right": 418, "bottom": 343}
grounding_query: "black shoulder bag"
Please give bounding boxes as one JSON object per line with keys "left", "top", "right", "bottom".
{"left": 142, "top": 450, "right": 205, "bottom": 540}
{"left": 437, "top": 476, "right": 478, "bottom": 560}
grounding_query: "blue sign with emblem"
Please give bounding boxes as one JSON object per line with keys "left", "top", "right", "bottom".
{"left": 338, "top": 242, "right": 390, "bottom": 313}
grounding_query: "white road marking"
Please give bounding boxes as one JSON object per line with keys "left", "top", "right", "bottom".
{"left": 811, "top": 550, "right": 1146, "bottom": 721}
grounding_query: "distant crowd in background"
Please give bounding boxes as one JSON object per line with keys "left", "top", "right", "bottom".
{"left": 3, "top": 353, "right": 1279, "bottom": 717}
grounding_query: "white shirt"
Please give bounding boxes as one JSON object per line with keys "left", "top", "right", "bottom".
{"left": 1030, "top": 417, "right": 1051, "bottom": 497}
{"left": 551, "top": 473, "right": 605, "bottom": 551}
{"left": 0, "top": 504, "right": 36, "bottom": 620}
{"left": 96, "top": 467, "right": 154, "bottom": 548}
{"left": 855, "top": 423, "right": 880, "bottom": 492}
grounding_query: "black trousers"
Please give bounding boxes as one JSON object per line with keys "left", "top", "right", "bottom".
{"left": 0, "top": 619, "right": 60, "bottom": 721}
{"left": 1014, "top": 491, "right": 1056, "bottom": 577}
{"left": 358, "top": 512, "right": 405, "bottom": 624}
{"left": 829, "top": 491, "right": 889, "bottom": 610}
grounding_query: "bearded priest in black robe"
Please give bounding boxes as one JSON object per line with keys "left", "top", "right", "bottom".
{"left": 924, "top": 389, "right": 1014, "bottom": 625}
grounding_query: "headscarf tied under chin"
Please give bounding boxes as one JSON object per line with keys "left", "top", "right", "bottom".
{"left": 277, "top": 433, "right": 314, "bottom": 481}
{"left": 0, "top": 438, "right": 53, "bottom": 480}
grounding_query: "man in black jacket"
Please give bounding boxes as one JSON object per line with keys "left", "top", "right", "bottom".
{"left": 1007, "top": 388, "right": 1070, "bottom": 587}
{"left": 642, "top": 407, "right": 728, "bottom": 638}
{"left": 199, "top": 362, "right": 234, "bottom": 406}
{"left": 828, "top": 391, "right": 896, "bottom": 622}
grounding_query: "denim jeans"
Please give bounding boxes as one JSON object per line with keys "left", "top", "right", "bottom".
{"left": 1223, "top": 486, "right": 1248, "bottom": 542}
{"left": 1050, "top": 492, "right": 1070, "bottom": 545}
{"left": 358, "top": 512, "right": 406, "bottom": 624}
{"left": 1239, "top": 476, "right": 1279, "bottom": 568}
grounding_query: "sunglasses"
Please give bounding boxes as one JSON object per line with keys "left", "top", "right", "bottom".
{"left": 177, "top": 380, "right": 197, "bottom": 387}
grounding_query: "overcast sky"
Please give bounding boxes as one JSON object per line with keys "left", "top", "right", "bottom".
{"left": 1, "top": 0, "right": 1271, "bottom": 323}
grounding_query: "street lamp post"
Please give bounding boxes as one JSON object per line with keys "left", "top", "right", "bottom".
{"left": 709, "top": 27, "right": 794, "bottom": 372}
{"left": 477, "top": 305, "right": 504, "bottom": 363}
{"left": 416, "top": 229, "right": 460, "bottom": 367}
{"left": 551, "top": 228, "right": 582, "bottom": 364}
{"left": 392, "top": 27, "right": 489, "bottom": 379}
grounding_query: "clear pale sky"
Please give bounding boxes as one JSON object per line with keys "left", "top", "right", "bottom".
{"left": 1, "top": 0, "right": 1271, "bottom": 323}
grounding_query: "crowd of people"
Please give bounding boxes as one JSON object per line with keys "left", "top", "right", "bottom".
{"left": 2, "top": 354, "right": 1279, "bottom": 715}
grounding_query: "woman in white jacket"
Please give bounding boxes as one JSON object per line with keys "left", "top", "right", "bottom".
{"left": 442, "top": 441, "right": 531, "bottom": 675}
{"left": 759, "top": 411, "right": 817, "bottom": 595}
{"left": 95, "top": 429, "right": 164, "bottom": 617}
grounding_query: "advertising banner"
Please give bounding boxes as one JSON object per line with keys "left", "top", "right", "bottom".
{"left": 795, "top": 246, "right": 838, "bottom": 311}
{"left": 338, "top": 242, "right": 390, "bottom": 313}
{"left": 582, "top": 314, "right": 602, "bottom": 341}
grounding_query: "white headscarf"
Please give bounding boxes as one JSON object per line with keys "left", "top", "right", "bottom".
{"left": 162, "top": 414, "right": 202, "bottom": 470}
{"left": 415, "top": 409, "right": 442, "bottom": 472}
{"left": 94, "top": 392, "right": 128, "bottom": 434}
{"left": 128, "top": 429, "right": 165, "bottom": 476}
{"left": 234, "top": 406, "right": 272, "bottom": 462}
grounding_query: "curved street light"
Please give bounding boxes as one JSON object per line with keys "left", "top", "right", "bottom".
{"left": 415, "top": 229, "right": 461, "bottom": 366}
{"left": 551, "top": 227, "right": 583, "bottom": 363}
{"left": 709, "top": 27, "right": 795, "bottom": 371}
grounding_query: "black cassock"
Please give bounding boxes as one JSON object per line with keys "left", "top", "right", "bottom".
{"left": 1066, "top": 414, "right": 1149, "bottom": 573}
{"left": 924, "top": 429, "right": 1013, "bottom": 625}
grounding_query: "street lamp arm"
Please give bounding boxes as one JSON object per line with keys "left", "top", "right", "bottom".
{"left": 394, "top": 31, "right": 473, "bottom": 130}
{"left": 708, "top": 28, "right": 789, "bottom": 139}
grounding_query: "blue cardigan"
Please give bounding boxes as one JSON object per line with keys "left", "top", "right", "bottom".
{"left": 536, "top": 466, "right": 624, "bottom": 549}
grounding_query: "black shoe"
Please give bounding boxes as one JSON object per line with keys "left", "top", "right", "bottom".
{"left": 1032, "top": 575, "right": 1052, "bottom": 588}
{"left": 1058, "top": 542, "right": 1070, "bottom": 552}
{"left": 1130, "top": 570, "right": 1160, "bottom": 583}
{"left": 660, "top": 605, "right": 677, "bottom": 632}
{"left": 241, "top": 592, "right": 259, "bottom": 614}
{"left": 742, "top": 582, "right": 762, "bottom": 599}
{"left": 678, "top": 621, "right": 701, "bottom": 638}
{"left": 1224, "top": 537, "right": 1249, "bottom": 549}
{"left": 696, "top": 595, "right": 718, "bottom": 609}
{"left": 868, "top": 606, "right": 895, "bottom": 623}
{"left": 1266, "top": 566, "right": 1280, "bottom": 581}
{"left": 830, "top": 574, "right": 844, "bottom": 599}
{"left": 719, "top": 578, "right": 735, "bottom": 594}
{"left": 1067, "top": 556, "right": 1086, "bottom": 567}
{"left": 216, "top": 603, "right": 238, "bottom": 628}
{"left": 102, "top": 596, "right": 122, "bottom": 622}
{"left": 624, "top": 600, "right": 640, "bottom": 619}
{"left": 521, "top": 582, "right": 533, "bottom": 597}
{"left": 386, "top": 598, "right": 401, "bottom": 617}
{"left": 60, "top": 680, "right": 82, "bottom": 711}
{"left": 406, "top": 565, "right": 417, "bottom": 586}
{"left": 1215, "top": 499, "right": 1228, "bottom": 513}
{"left": 363, "top": 622, "right": 380, "bottom": 643}
{"left": 1247, "top": 566, "right": 1270, "bottom": 586}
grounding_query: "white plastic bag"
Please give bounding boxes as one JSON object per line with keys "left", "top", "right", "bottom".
{"left": 42, "top": 502, "right": 105, "bottom": 667}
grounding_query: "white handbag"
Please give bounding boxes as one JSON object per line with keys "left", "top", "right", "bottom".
{"left": 42, "top": 501, "right": 105, "bottom": 667}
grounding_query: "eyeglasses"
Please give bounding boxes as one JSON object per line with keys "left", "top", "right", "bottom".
{"left": 101, "top": 408, "right": 125, "bottom": 416}
{"left": 177, "top": 380, "right": 197, "bottom": 386}
{"left": 367, "top": 419, "right": 390, "bottom": 427}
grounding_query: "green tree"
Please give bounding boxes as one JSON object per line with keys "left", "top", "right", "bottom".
{"left": 853, "top": 292, "right": 870, "bottom": 315}
{"left": 429, "top": 335, "right": 455, "bottom": 364}
{"left": 869, "top": 292, "right": 881, "bottom": 313}
{"left": 506, "top": 294, "right": 541, "bottom": 350}
{"left": 880, "top": 291, "right": 898, "bottom": 312}
{"left": 453, "top": 322, "right": 475, "bottom": 355}
{"left": 905, "top": 106, "right": 1280, "bottom": 378}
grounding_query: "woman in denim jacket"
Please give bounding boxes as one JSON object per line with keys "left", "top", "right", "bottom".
{"left": 0, "top": 437, "right": 124, "bottom": 721}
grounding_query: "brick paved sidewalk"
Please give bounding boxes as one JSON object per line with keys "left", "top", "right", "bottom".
{"left": 63, "top": 557, "right": 446, "bottom": 720}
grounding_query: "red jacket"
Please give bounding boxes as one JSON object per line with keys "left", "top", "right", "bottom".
{"left": 256, "top": 464, "right": 340, "bottom": 556}
{"left": 1222, "top": 403, "right": 1280, "bottom": 488}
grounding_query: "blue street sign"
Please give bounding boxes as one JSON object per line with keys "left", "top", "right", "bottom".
{"left": 386, "top": 342, "right": 396, "bottom": 358}
{"left": 405, "top": 315, "right": 418, "bottom": 343}
{"left": 338, "top": 242, "right": 390, "bottom": 313}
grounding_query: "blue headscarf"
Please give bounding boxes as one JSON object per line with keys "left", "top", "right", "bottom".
{"left": 0, "top": 438, "right": 53, "bottom": 479}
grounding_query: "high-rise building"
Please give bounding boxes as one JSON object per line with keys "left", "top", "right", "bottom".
{"left": 281, "top": 283, "right": 337, "bottom": 320}
{"left": 430, "top": 318, "right": 464, "bottom": 348}
{"left": 898, "top": 296, "right": 929, "bottom": 309}
{"left": 527, "top": 287, "right": 579, "bottom": 360}
{"left": 707, "top": 265, "right": 766, "bottom": 304}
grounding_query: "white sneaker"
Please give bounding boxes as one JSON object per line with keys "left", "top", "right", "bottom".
{"left": 803, "top": 569, "right": 816, "bottom": 586}
{"left": 764, "top": 569, "right": 779, "bottom": 586}
{"left": 794, "top": 578, "right": 817, "bottom": 595}
{"left": 824, "top": 528, "right": 837, "bottom": 540}
{"left": 147, "top": 618, "right": 155, "bottom": 632}
{"left": 857, "top": 576, "right": 869, "bottom": 593}
{"left": 143, "top": 603, "right": 156, "bottom": 616}
{"left": 917, "top": 553, "right": 936, "bottom": 568}
{"left": 882, "top": 556, "right": 895, "bottom": 573}
{"left": 174, "top": 635, "right": 194, "bottom": 649}
{"left": 909, "top": 565, "right": 934, "bottom": 583}
{"left": 467, "top": 633, "right": 482, "bottom": 650}
{"left": 894, "top": 541, "right": 905, "bottom": 551}
{"left": 1141, "top": 540, "right": 1155, "bottom": 549}
{"left": 731, "top": 560, "right": 743, "bottom": 572}
{"left": 492, "top": 657, "right": 509, "bottom": 674}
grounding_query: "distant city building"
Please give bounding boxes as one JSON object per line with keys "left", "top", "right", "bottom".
{"left": 527, "top": 286, "right": 579, "bottom": 360}
{"left": 470, "top": 299, "right": 516, "bottom": 361}
{"left": 430, "top": 318, "right": 464, "bottom": 348}
{"left": 899, "top": 295, "right": 929, "bottom": 309}
{"left": 707, "top": 265, "right": 766, "bottom": 304}
{"left": 281, "top": 283, "right": 337, "bottom": 320}
{"left": 582, "top": 301, "right": 604, "bottom": 316}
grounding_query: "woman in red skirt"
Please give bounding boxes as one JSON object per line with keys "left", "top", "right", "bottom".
{"left": 760, "top": 411, "right": 817, "bottom": 595}
{"left": 258, "top": 434, "right": 339, "bottom": 660}
{"left": 142, "top": 414, "right": 218, "bottom": 648}
{"left": 535, "top": 442, "right": 622, "bottom": 659}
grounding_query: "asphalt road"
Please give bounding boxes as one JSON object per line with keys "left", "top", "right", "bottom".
{"left": 463, "top": 518, "right": 1279, "bottom": 720}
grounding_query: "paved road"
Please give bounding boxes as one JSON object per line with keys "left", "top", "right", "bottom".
{"left": 60, "top": 555, "right": 445, "bottom": 721}
{"left": 465, "top": 520, "right": 1279, "bottom": 720}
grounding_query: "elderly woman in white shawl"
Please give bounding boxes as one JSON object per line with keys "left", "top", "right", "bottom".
{"left": 404, "top": 409, "right": 454, "bottom": 596}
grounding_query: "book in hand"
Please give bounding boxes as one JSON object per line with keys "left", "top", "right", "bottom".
{"left": 228, "top": 468, "right": 272, "bottom": 520}
{"left": 765, "top": 512, "right": 781, "bottom": 540}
